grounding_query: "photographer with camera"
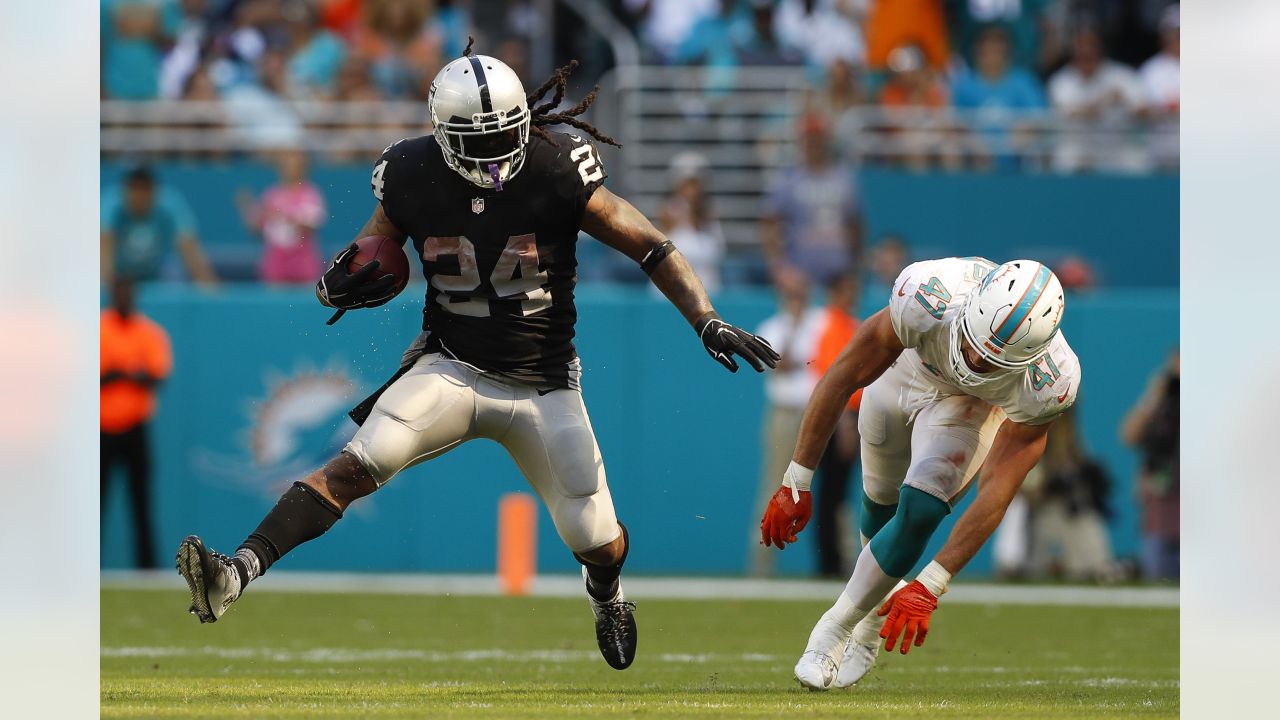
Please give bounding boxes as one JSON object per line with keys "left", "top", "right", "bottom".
{"left": 1122, "top": 349, "right": 1180, "bottom": 581}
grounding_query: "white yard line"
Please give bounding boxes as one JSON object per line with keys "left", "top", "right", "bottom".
{"left": 101, "top": 570, "right": 1178, "bottom": 608}
{"left": 99, "top": 646, "right": 785, "bottom": 664}
{"left": 97, "top": 645, "right": 1181, "bottom": 689}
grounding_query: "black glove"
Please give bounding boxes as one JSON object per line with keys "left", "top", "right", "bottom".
{"left": 695, "top": 311, "right": 780, "bottom": 373}
{"left": 317, "top": 243, "right": 400, "bottom": 324}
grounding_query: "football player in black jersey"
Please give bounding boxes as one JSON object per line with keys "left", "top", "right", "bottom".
{"left": 176, "top": 46, "right": 778, "bottom": 671}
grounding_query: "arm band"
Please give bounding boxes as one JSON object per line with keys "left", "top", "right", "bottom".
{"left": 639, "top": 240, "right": 676, "bottom": 275}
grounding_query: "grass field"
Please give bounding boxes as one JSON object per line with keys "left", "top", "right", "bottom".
{"left": 101, "top": 587, "right": 1178, "bottom": 719}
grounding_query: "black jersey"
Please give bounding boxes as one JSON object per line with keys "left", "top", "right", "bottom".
{"left": 372, "top": 130, "right": 607, "bottom": 390}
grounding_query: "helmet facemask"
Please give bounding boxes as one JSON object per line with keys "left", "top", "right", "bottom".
{"left": 431, "top": 104, "right": 531, "bottom": 190}
{"left": 948, "top": 294, "right": 1033, "bottom": 387}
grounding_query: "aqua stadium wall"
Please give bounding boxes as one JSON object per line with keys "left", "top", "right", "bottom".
{"left": 100, "top": 162, "right": 1179, "bottom": 288}
{"left": 102, "top": 285, "right": 1178, "bottom": 577}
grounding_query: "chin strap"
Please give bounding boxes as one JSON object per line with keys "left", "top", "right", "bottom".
{"left": 487, "top": 163, "right": 504, "bottom": 191}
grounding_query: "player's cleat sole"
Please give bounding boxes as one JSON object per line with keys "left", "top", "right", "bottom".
{"left": 175, "top": 535, "right": 240, "bottom": 624}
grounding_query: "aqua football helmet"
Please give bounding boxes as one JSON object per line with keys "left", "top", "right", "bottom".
{"left": 428, "top": 54, "right": 530, "bottom": 189}
{"left": 948, "top": 260, "right": 1065, "bottom": 386}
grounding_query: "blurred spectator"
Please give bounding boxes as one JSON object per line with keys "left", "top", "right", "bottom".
{"left": 1097, "top": 0, "right": 1177, "bottom": 68}
{"left": 880, "top": 44, "right": 948, "bottom": 108}
{"left": 1028, "top": 405, "right": 1116, "bottom": 581}
{"left": 353, "top": 0, "right": 444, "bottom": 99}
{"left": 222, "top": 47, "right": 308, "bottom": 146}
{"left": 1047, "top": 26, "right": 1147, "bottom": 172}
{"left": 157, "top": 0, "right": 215, "bottom": 99}
{"left": 952, "top": 26, "right": 1046, "bottom": 111}
{"left": 101, "top": 165, "right": 218, "bottom": 285}
{"left": 1140, "top": 5, "right": 1179, "bottom": 114}
{"left": 430, "top": 0, "right": 475, "bottom": 61}
{"left": 236, "top": 149, "right": 328, "bottom": 284}
{"left": 176, "top": 63, "right": 229, "bottom": 161}
{"left": 879, "top": 44, "right": 957, "bottom": 170}
{"left": 658, "top": 153, "right": 726, "bottom": 294}
{"left": 332, "top": 55, "right": 385, "bottom": 101}
{"left": 762, "top": 115, "right": 862, "bottom": 289}
{"left": 952, "top": 26, "right": 1047, "bottom": 170}
{"left": 735, "top": 0, "right": 805, "bottom": 67}
{"left": 283, "top": 0, "right": 349, "bottom": 98}
{"left": 320, "top": 0, "right": 365, "bottom": 39}
{"left": 863, "top": 0, "right": 948, "bottom": 70}
{"left": 750, "top": 268, "right": 823, "bottom": 577}
{"left": 811, "top": 57, "right": 867, "bottom": 117}
{"left": 810, "top": 275, "right": 863, "bottom": 578}
{"left": 673, "top": 0, "right": 742, "bottom": 67}
{"left": 1122, "top": 349, "right": 1179, "bottom": 581}
{"left": 101, "top": 278, "right": 172, "bottom": 569}
{"left": 816, "top": 58, "right": 871, "bottom": 162}
{"left": 863, "top": 234, "right": 909, "bottom": 301}
{"left": 950, "top": 0, "right": 1055, "bottom": 78}
{"left": 1140, "top": 4, "right": 1179, "bottom": 170}
{"left": 774, "top": 0, "right": 866, "bottom": 70}
{"left": 102, "top": 0, "right": 181, "bottom": 99}
{"left": 622, "top": 0, "right": 719, "bottom": 64}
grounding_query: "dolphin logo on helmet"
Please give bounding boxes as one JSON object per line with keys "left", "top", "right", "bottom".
{"left": 947, "top": 260, "right": 1065, "bottom": 387}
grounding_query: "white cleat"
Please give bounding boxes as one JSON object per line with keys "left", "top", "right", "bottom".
{"left": 175, "top": 535, "right": 243, "bottom": 623}
{"left": 794, "top": 613, "right": 854, "bottom": 691}
{"left": 794, "top": 650, "right": 840, "bottom": 691}
{"left": 833, "top": 637, "right": 881, "bottom": 689}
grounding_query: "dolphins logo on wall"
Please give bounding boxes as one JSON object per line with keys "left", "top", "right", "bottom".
{"left": 191, "top": 361, "right": 361, "bottom": 500}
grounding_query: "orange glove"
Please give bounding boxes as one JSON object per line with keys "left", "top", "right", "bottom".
{"left": 760, "top": 485, "right": 812, "bottom": 549}
{"left": 878, "top": 580, "right": 938, "bottom": 654}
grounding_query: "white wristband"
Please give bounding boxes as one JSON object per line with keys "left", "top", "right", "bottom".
{"left": 782, "top": 461, "right": 814, "bottom": 502}
{"left": 916, "top": 560, "right": 953, "bottom": 597}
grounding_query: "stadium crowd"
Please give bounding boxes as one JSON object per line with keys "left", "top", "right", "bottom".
{"left": 104, "top": 1, "right": 1179, "bottom": 168}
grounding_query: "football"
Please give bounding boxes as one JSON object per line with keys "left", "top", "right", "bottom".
{"left": 348, "top": 235, "right": 410, "bottom": 296}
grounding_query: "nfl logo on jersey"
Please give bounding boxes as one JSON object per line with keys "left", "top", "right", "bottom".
{"left": 472, "top": 197, "right": 485, "bottom": 214}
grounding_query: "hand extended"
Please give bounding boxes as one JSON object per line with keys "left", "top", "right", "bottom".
{"left": 878, "top": 580, "right": 939, "bottom": 655}
{"left": 696, "top": 312, "right": 780, "bottom": 373}
{"left": 760, "top": 485, "right": 812, "bottom": 549}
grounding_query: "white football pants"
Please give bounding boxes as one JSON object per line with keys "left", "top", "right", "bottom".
{"left": 858, "top": 361, "right": 1007, "bottom": 507}
{"left": 344, "top": 353, "right": 620, "bottom": 553}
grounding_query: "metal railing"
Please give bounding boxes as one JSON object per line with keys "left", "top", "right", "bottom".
{"left": 101, "top": 68, "right": 1178, "bottom": 250}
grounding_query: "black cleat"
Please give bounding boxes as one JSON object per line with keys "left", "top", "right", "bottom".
{"left": 175, "top": 535, "right": 242, "bottom": 624}
{"left": 583, "top": 567, "right": 637, "bottom": 670}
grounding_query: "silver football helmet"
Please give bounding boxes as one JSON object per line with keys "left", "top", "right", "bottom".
{"left": 428, "top": 54, "right": 531, "bottom": 189}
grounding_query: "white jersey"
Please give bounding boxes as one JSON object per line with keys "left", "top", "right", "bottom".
{"left": 886, "top": 258, "right": 1081, "bottom": 426}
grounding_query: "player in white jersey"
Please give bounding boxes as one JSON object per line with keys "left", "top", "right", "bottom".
{"left": 758, "top": 257, "right": 1081, "bottom": 690}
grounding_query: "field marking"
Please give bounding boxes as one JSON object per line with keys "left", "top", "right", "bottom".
{"left": 100, "top": 646, "right": 786, "bottom": 664}
{"left": 101, "top": 571, "right": 1177, "bottom": 607}
{"left": 100, "top": 645, "right": 1180, "bottom": 691}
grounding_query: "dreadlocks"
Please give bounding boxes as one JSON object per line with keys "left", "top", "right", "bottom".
{"left": 457, "top": 37, "right": 620, "bottom": 148}
{"left": 526, "top": 60, "right": 622, "bottom": 148}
